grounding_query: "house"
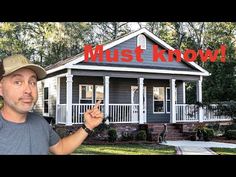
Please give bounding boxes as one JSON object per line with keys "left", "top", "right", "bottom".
{"left": 35, "top": 28, "right": 231, "bottom": 136}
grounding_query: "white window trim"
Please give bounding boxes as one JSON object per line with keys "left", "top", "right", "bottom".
{"left": 43, "top": 87, "right": 49, "bottom": 116}
{"left": 166, "top": 87, "right": 177, "bottom": 114}
{"left": 79, "top": 84, "right": 93, "bottom": 103}
{"left": 166, "top": 87, "right": 170, "bottom": 113}
{"left": 153, "top": 87, "right": 165, "bottom": 114}
{"left": 95, "top": 85, "right": 104, "bottom": 103}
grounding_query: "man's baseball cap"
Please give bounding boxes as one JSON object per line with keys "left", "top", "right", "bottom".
{"left": 1, "top": 54, "right": 47, "bottom": 80}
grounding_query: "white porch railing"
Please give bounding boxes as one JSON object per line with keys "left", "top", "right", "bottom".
{"left": 56, "top": 104, "right": 139, "bottom": 124}
{"left": 176, "top": 104, "right": 232, "bottom": 123}
{"left": 109, "top": 104, "right": 139, "bottom": 123}
{"left": 176, "top": 104, "right": 199, "bottom": 122}
{"left": 203, "top": 104, "right": 232, "bottom": 122}
{"left": 57, "top": 103, "right": 232, "bottom": 124}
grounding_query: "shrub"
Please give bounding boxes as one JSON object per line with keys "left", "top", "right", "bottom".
{"left": 107, "top": 128, "right": 117, "bottom": 142}
{"left": 136, "top": 130, "right": 147, "bottom": 141}
{"left": 202, "top": 128, "right": 214, "bottom": 141}
{"left": 224, "top": 124, "right": 236, "bottom": 133}
{"left": 121, "top": 131, "right": 134, "bottom": 141}
{"left": 55, "top": 127, "right": 71, "bottom": 138}
{"left": 225, "top": 130, "right": 236, "bottom": 140}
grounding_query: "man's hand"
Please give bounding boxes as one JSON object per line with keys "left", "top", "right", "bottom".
{"left": 84, "top": 100, "right": 104, "bottom": 130}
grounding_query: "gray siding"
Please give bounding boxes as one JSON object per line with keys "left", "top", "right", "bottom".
{"left": 109, "top": 78, "right": 136, "bottom": 104}
{"left": 83, "top": 35, "right": 198, "bottom": 71}
{"left": 60, "top": 77, "right": 66, "bottom": 104}
{"left": 176, "top": 81, "right": 185, "bottom": 104}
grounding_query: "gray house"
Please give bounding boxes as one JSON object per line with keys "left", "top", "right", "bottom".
{"left": 35, "top": 28, "right": 230, "bottom": 127}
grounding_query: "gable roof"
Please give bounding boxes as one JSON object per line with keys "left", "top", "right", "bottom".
{"left": 46, "top": 28, "right": 210, "bottom": 76}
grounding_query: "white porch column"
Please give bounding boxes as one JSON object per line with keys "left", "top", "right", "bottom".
{"left": 182, "top": 82, "right": 186, "bottom": 104}
{"left": 138, "top": 78, "right": 144, "bottom": 124}
{"left": 56, "top": 77, "right": 61, "bottom": 124}
{"left": 66, "top": 69, "right": 73, "bottom": 125}
{"left": 104, "top": 76, "right": 110, "bottom": 119}
{"left": 197, "top": 76, "right": 203, "bottom": 122}
{"left": 170, "top": 79, "right": 176, "bottom": 123}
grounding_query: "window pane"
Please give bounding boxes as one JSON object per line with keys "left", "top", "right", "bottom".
{"left": 167, "top": 88, "right": 170, "bottom": 100}
{"left": 154, "top": 101, "right": 164, "bottom": 112}
{"left": 44, "top": 87, "right": 48, "bottom": 100}
{"left": 96, "top": 85, "right": 104, "bottom": 101}
{"left": 167, "top": 101, "right": 170, "bottom": 112}
{"left": 81, "top": 85, "right": 93, "bottom": 100}
{"left": 44, "top": 101, "right": 48, "bottom": 113}
{"left": 153, "top": 87, "right": 164, "bottom": 101}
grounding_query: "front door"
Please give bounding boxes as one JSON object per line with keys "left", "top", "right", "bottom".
{"left": 131, "top": 86, "right": 147, "bottom": 123}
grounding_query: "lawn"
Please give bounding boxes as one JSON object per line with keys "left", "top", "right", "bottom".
{"left": 211, "top": 148, "right": 236, "bottom": 155}
{"left": 73, "top": 144, "right": 176, "bottom": 155}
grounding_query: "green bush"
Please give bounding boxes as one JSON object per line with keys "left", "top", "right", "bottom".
{"left": 202, "top": 128, "right": 214, "bottom": 141}
{"left": 224, "top": 124, "right": 236, "bottom": 134}
{"left": 107, "top": 128, "right": 117, "bottom": 142}
{"left": 136, "top": 130, "right": 147, "bottom": 141}
{"left": 225, "top": 130, "right": 236, "bottom": 140}
{"left": 121, "top": 131, "right": 134, "bottom": 141}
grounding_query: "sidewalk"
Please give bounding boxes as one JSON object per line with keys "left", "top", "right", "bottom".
{"left": 161, "top": 140, "right": 236, "bottom": 155}
{"left": 175, "top": 146, "right": 217, "bottom": 155}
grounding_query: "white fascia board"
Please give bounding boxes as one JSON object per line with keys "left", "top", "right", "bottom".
{"left": 46, "top": 65, "right": 66, "bottom": 75}
{"left": 68, "top": 65, "right": 209, "bottom": 76}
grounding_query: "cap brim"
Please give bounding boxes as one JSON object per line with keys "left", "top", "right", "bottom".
{"left": 3, "top": 64, "right": 47, "bottom": 80}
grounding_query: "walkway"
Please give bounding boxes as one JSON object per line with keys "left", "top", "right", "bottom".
{"left": 161, "top": 140, "right": 236, "bottom": 155}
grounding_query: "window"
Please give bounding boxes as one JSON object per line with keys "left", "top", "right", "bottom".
{"left": 153, "top": 87, "right": 164, "bottom": 113}
{"left": 166, "top": 88, "right": 170, "bottom": 113}
{"left": 166, "top": 87, "right": 177, "bottom": 113}
{"left": 95, "top": 85, "right": 104, "bottom": 104}
{"left": 137, "top": 34, "right": 146, "bottom": 49}
{"left": 44, "top": 87, "right": 49, "bottom": 113}
{"left": 79, "top": 85, "right": 93, "bottom": 103}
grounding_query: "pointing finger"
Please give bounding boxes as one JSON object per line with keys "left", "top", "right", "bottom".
{"left": 93, "top": 100, "right": 102, "bottom": 109}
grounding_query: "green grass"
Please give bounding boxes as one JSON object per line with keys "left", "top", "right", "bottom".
{"left": 211, "top": 148, "right": 236, "bottom": 155}
{"left": 73, "top": 144, "right": 176, "bottom": 155}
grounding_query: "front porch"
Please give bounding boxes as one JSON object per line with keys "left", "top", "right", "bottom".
{"left": 56, "top": 103, "right": 232, "bottom": 124}
{"left": 54, "top": 71, "right": 232, "bottom": 125}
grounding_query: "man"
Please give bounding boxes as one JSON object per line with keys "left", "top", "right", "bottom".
{"left": 0, "top": 54, "right": 103, "bottom": 155}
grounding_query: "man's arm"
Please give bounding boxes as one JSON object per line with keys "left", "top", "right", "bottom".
{"left": 49, "top": 101, "right": 103, "bottom": 155}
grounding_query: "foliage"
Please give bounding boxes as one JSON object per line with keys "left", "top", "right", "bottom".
{"left": 121, "top": 131, "right": 134, "bottom": 141}
{"left": 135, "top": 130, "right": 147, "bottom": 141}
{"left": 107, "top": 128, "right": 117, "bottom": 142}
{"left": 225, "top": 130, "right": 236, "bottom": 140}
{"left": 202, "top": 128, "right": 214, "bottom": 141}
{"left": 224, "top": 124, "right": 236, "bottom": 134}
{"left": 215, "top": 101, "right": 236, "bottom": 119}
{"left": 194, "top": 123, "right": 214, "bottom": 141}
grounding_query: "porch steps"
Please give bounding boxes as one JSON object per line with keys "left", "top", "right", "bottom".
{"left": 147, "top": 123, "right": 186, "bottom": 141}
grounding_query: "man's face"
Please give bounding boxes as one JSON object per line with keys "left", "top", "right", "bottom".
{"left": 0, "top": 68, "right": 38, "bottom": 114}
